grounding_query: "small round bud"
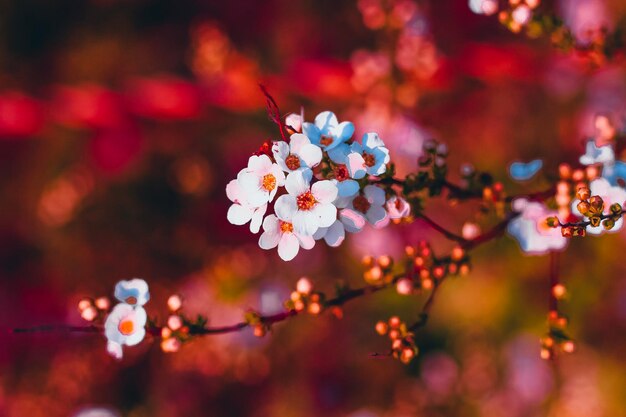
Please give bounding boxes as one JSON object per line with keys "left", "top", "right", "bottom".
{"left": 389, "top": 329, "right": 401, "bottom": 340}
{"left": 389, "top": 316, "right": 401, "bottom": 328}
{"left": 433, "top": 266, "right": 445, "bottom": 279}
{"left": 576, "top": 186, "right": 591, "bottom": 201}
{"left": 545, "top": 216, "right": 559, "bottom": 228}
{"left": 161, "top": 327, "right": 172, "bottom": 339}
{"left": 375, "top": 321, "right": 388, "bottom": 335}
{"left": 552, "top": 284, "right": 567, "bottom": 299}
{"left": 542, "top": 336, "right": 554, "bottom": 348}
{"left": 392, "top": 339, "right": 403, "bottom": 350}
{"left": 400, "top": 348, "right": 415, "bottom": 363}
{"left": 161, "top": 337, "right": 181, "bottom": 353}
{"left": 603, "top": 218, "right": 615, "bottom": 230}
{"left": 556, "top": 194, "right": 570, "bottom": 207}
{"left": 556, "top": 181, "right": 570, "bottom": 196}
{"left": 377, "top": 255, "right": 392, "bottom": 269}
{"left": 460, "top": 163, "right": 474, "bottom": 177}
{"left": 414, "top": 257, "right": 425, "bottom": 267}
{"left": 590, "top": 216, "right": 601, "bottom": 228}
{"left": 362, "top": 255, "right": 374, "bottom": 267}
{"left": 80, "top": 306, "right": 98, "bottom": 322}
{"left": 94, "top": 297, "right": 110, "bottom": 311}
{"left": 459, "top": 264, "right": 470, "bottom": 276}
{"left": 423, "top": 139, "right": 437, "bottom": 151}
{"left": 562, "top": 340, "right": 575, "bottom": 353}
{"left": 586, "top": 165, "right": 599, "bottom": 180}
{"left": 572, "top": 170, "right": 585, "bottom": 182}
{"left": 253, "top": 324, "right": 266, "bottom": 337}
{"left": 308, "top": 302, "right": 322, "bottom": 315}
{"left": 558, "top": 163, "right": 571, "bottom": 179}
{"left": 396, "top": 278, "right": 413, "bottom": 295}
{"left": 405, "top": 246, "right": 416, "bottom": 257}
{"left": 451, "top": 246, "right": 464, "bottom": 261}
{"left": 331, "top": 306, "right": 343, "bottom": 319}
{"left": 589, "top": 195, "right": 604, "bottom": 211}
{"left": 296, "top": 277, "right": 313, "bottom": 295}
{"left": 167, "top": 294, "right": 183, "bottom": 312}
{"left": 436, "top": 143, "right": 448, "bottom": 156}
{"left": 540, "top": 348, "right": 551, "bottom": 360}
{"left": 462, "top": 222, "right": 481, "bottom": 240}
{"left": 365, "top": 266, "right": 383, "bottom": 283}
{"left": 448, "top": 263, "right": 458, "bottom": 275}
{"left": 561, "top": 227, "right": 573, "bottom": 238}
{"left": 610, "top": 203, "right": 622, "bottom": 214}
{"left": 422, "top": 278, "right": 434, "bottom": 290}
{"left": 294, "top": 300, "right": 305, "bottom": 312}
{"left": 576, "top": 201, "right": 591, "bottom": 215}
{"left": 167, "top": 315, "right": 183, "bottom": 331}
{"left": 78, "top": 298, "right": 92, "bottom": 312}
{"left": 290, "top": 291, "right": 301, "bottom": 302}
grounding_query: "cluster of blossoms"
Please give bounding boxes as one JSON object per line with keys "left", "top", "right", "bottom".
{"left": 284, "top": 277, "right": 325, "bottom": 316}
{"left": 540, "top": 309, "right": 575, "bottom": 360}
{"left": 226, "top": 110, "right": 412, "bottom": 261}
{"left": 375, "top": 316, "right": 418, "bottom": 364}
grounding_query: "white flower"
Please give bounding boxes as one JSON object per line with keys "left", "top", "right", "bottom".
{"left": 571, "top": 178, "right": 626, "bottom": 235}
{"left": 344, "top": 185, "right": 389, "bottom": 229}
{"left": 507, "top": 198, "right": 568, "bottom": 255}
{"left": 272, "top": 133, "right": 322, "bottom": 173}
{"left": 302, "top": 111, "right": 354, "bottom": 151}
{"left": 237, "top": 154, "right": 285, "bottom": 207}
{"left": 274, "top": 170, "right": 338, "bottom": 235}
{"left": 285, "top": 113, "right": 303, "bottom": 132}
{"left": 114, "top": 278, "right": 150, "bottom": 306}
{"left": 350, "top": 133, "right": 390, "bottom": 176}
{"left": 226, "top": 179, "right": 267, "bottom": 233}
{"left": 385, "top": 196, "right": 411, "bottom": 219}
{"left": 104, "top": 303, "right": 147, "bottom": 359}
{"left": 258, "top": 207, "right": 315, "bottom": 261}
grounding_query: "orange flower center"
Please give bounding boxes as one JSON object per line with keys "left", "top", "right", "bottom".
{"left": 125, "top": 296, "right": 137, "bottom": 305}
{"left": 285, "top": 154, "right": 301, "bottom": 170}
{"left": 280, "top": 221, "right": 294, "bottom": 233}
{"left": 262, "top": 174, "right": 277, "bottom": 191}
{"left": 353, "top": 195, "right": 371, "bottom": 213}
{"left": 320, "top": 135, "right": 334, "bottom": 146}
{"left": 395, "top": 199, "right": 403, "bottom": 210}
{"left": 362, "top": 152, "right": 376, "bottom": 167}
{"left": 118, "top": 318, "right": 135, "bottom": 335}
{"left": 333, "top": 164, "right": 349, "bottom": 182}
{"left": 297, "top": 191, "right": 317, "bottom": 210}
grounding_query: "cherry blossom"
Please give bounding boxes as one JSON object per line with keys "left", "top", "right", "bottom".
{"left": 226, "top": 179, "right": 267, "bottom": 233}
{"left": 302, "top": 111, "right": 355, "bottom": 151}
{"left": 237, "top": 154, "right": 285, "bottom": 207}
{"left": 104, "top": 302, "right": 147, "bottom": 359}
{"left": 274, "top": 170, "right": 338, "bottom": 235}
{"left": 272, "top": 133, "right": 322, "bottom": 174}
{"left": 350, "top": 132, "right": 390, "bottom": 176}
{"left": 507, "top": 198, "right": 568, "bottom": 255}
{"left": 344, "top": 185, "right": 389, "bottom": 229}
{"left": 258, "top": 197, "right": 316, "bottom": 261}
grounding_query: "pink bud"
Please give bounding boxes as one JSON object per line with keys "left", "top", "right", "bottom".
{"left": 396, "top": 278, "right": 413, "bottom": 295}
{"left": 94, "top": 297, "right": 110, "bottom": 311}
{"left": 167, "top": 315, "right": 183, "bottom": 331}
{"left": 296, "top": 277, "right": 313, "bottom": 295}
{"left": 462, "top": 222, "right": 481, "bottom": 240}
{"left": 167, "top": 294, "right": 183, "bottom": 312}
{"left": 78, "top": 298, "right": 92, "bottom": 312}
{"left": 80, "top": 306, "right": 98, "bottom": 322}
{"left": 161, "top": 337, "right": 181, "bottom": 353}
{"left": 285, "top": 113, "right": 303, "bottom": 132}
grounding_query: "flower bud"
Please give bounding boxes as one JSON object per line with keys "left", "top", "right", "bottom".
{"left": 396, "top": 278, "right": 413, "bottom": 295}
{"left": 78, "top": 298, "right": 92, "bottom": 312}
{"left": 167, "top": 294, "right": 183, "bottom": 312}
{"left": 296, "top": 277, "right": 313, "bottom": 295}
{"left": 603, "top": 218, "right": 615, "bottom": 230}
{"left": 167, "top": 315, "right": 183, "bottom": 331}
{"left": 572, "top": 170, "right": 585, "bottom": 182}
{"left": 308, "top": 302, "right": 322, "bottom": 315}
{"left": 540, "top": 348, "right": 551, "bottom": 360}
{"left": 161, "top": 327, "right": 172, "bottom": 339}
{"left": 552, "top": 284, "right": 566, "bottom": 299}
{"left": 610, "top": 203, "right": 622, "bottom": 214}
{"left": 545, "top": 216, "right": 559, "bottom": 228}
{"left": 451, "top": 246, "right": 464, "bottom": 261}
{"left": 389, "top": 316, "right": 401, "bottom": 328}
{"left": 80, "top": 306, "right": 98, "bottom": 322}
{"left": 590, "top": 216, "right": 601, "bottom": 227}
{"left": 161, "top": 337, "right": 181, "bottom": 353}
{"left": 558, "top": 163, "right": 571, "bottom": 179}
{"left": 576, "top": 186, "right": 590, "bottom": 201}
{"left": 375, "top": 321, "right": 388, "bottom": 335}
{"left": 377, "top": 255, "right": 392, "bottom": 269}
{"left": 576, "top": 201, "right": 590, "bottom": 216}
{"left": 400, "top": 348, "right": 415, "bottom": 363}
{"left": 588, "top": 195, "right": 604, "bottom": 212}
{"left": 562, "top": 340, "right": 575, "bottom": 353}
{"left": 253, "top": 324, "right": 266, "bottom": 337}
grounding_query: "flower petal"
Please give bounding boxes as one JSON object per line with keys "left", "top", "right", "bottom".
{"left": 314, "top": 111, "right": 338, "bottom": 132}
{"left": 289, "top": 133, "right": 310, "bottom": 154}
{"left": 362, "top": 132, "right": 385, "bottom": 149}
{"left": 363, "top": 185, "right": 386, "bottom": 205}
{"left": 292, "top": 210, "right": 320, "bottom": 235}
{"left": 323, "top": 220, "right": 345, "bottom": 247}
{"left": 366, "top": 206, "right": 389, "bottom": 228}
{"left": 274, "top": 195, "right": 297, "bottom": 222}
{"left": 297, "top": 233, "right": 316, "bottom": 250}
{"left": 311, "top": 180, "right": 338, "bottom": 204}
{"left": 336, "top": 179, "right": 360, "bottom": 197}
{"left": 314, "top": 202, "right": 337, "bottom": 228}
{"left": 278, "top": 233, "right": 300, "bottom": 261}
{"left": 302, "top": 122, "right": 321, "bottom": 143}
{"left": 340, "top": 209, "right": 366, "bottom": 233}
{"left": 298, "top": 144, "right": 323, "bottom": 168}
{"left": 249, "top": 205, "right": 267, "bottom": 233}
{"left": 225, "top": 179, "right": 243, "bottom": 203}
{"left": 285, "top": 170, "right": 311, "bottom": 196}
{"left": 333, "top": 121, "right": 355, "bottom": 142}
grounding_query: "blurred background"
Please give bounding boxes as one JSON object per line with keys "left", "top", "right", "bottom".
{"left": 1, "top": 0, "right": 626, "bottom": 416}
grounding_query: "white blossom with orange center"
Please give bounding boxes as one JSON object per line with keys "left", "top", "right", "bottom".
{"left": 349, "top": 132, "right": 390, "bottom": 176}
{"left": 302, "top": 111, "right": 355, "bottom": 151}
{"left": 104, "top": 302, "right": 147, "bottom": 359}
{"left": 237, "top": 154, "right": 285, "bottom": 207}
{"left": 272, "top": 133, "right": 322, "bottom": 174}
{"left": 343, "top": 185, "right": 389, "bottom": 230}
{"left": 226, "top": 179, "right": 267, "bottom": 233}
{"left": 274, "top": 170, "right": 338, "bottom": 236}
{"left": 258, "top": 196, "right": 316, "bottom": 261}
